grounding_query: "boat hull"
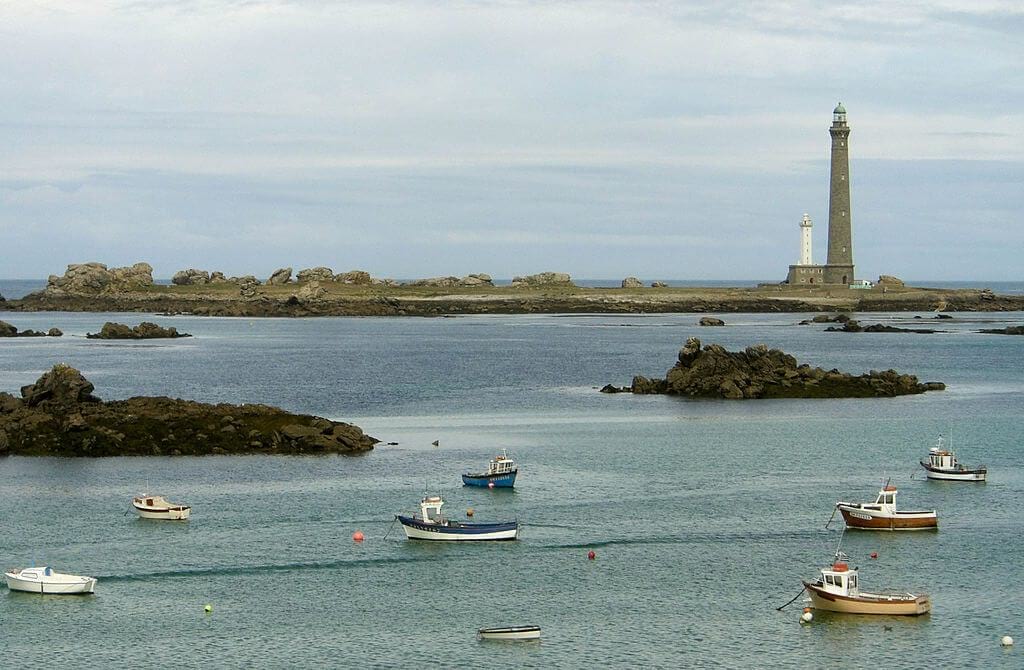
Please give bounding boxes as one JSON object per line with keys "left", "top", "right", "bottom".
{"left": 397, "top": 516, "right": 519, "bottom": 541}
{"left": 804, "top": 582, "right": 930, "bottom": 615}
{"left": 134, "top": 505, "right": 191, "bottom": 520}
{"left": 462, "top": 470, "right": 517, "bottom": 488}
{"left": 837, "top": 505, "right": 937, "bottom": 530}
{"left": 478, "top": 626, "right": 541, "bottom": 640}
{"left": 5, "top": 573, "right": 96, "bottom": 595}
{"left": 920, "top": 462, "right": 986, "bottom": 481}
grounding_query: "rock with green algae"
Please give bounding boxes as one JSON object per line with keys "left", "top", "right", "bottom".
{"left": 619, "top": 337, "right": 945, "bottom": 399}
{"left": 0, "top": 364, "right": 377, "bottom": 457}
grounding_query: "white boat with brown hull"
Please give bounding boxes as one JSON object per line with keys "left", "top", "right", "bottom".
{"left": 4, "top": 567, "right": 97, "bottom": 595}
{"left": 920, "top": 434, "right": 987, "bottom": 482}
{"left": 133, "top": 494, "right": 191, "bottom": 521}
{"left": 836, "top": 484, "right": 937, "bottom": 531}
{"left": 802, "top": 556, "right": 930, "bottom": 616}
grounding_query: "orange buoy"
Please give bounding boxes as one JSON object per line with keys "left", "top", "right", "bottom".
{"left": 352, "top": 530, "right": 365, "bottom": 542}
{"left": 587, "top": 550, "right": 596, "bottom": 560}
{"left": 466, "top": 508, "right": 474, "bottom": 517}
{"left": 803, "top": 607, "right": 812, "bottom": 614}
{"left": 870, "top": 552, "right": 878, "bottom": 559}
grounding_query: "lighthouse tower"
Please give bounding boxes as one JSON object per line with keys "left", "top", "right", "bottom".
{"left": 799, "top": 213, "right": 813, "bottom": 265}
{"left": 823, "top": 102, "right": 855, "bottom": 285}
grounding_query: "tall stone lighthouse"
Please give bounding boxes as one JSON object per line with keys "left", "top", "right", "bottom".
{"left": 823, "top": 102, "right": 854, "bottom": 285}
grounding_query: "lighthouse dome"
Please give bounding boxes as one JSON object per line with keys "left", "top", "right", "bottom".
{"left": 833, "top": 102, "right": 846, "bottom": 114}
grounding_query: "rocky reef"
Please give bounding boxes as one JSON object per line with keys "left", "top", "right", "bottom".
{"left": 86, "top": 322, "right": 191, "bottom": 339}
{"left": 979, "top": 325, "right": 1024, "bottom": 335}
{"left": 0, "top": 320, "right": 62, "bottom": 337}
{"left": 825, "top": 320, "right": 938, "bottom": 334}
{"left": 604, "top": 337, "right": 945, "bottom": 399}
{"left": 45, "top": 262, "right": 154, "bottom": 295}
{"left": 0, "top": 365, "right": 378, "bottom": 457}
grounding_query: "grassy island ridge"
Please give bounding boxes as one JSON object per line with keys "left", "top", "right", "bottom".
{"left": 5, "top": 262, "right": 1024, "bottom": 316}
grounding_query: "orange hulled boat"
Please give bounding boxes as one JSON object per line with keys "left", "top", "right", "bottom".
{"left": 835, "top": 483, "right": 937, "bottom": 531}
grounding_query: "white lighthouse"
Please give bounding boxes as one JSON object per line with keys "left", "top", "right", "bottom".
{"left": 799, "top": 213, "right": 813, "bottom": 265}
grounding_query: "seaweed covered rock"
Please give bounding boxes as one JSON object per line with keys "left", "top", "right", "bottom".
{"left": 621, "top": 337, "right": 944, "bottom": 399}
{"left": 0, "top": 365, "right": 378, "bottom": 456}
{"left": 86, "top": 322, "right": 191, "bottom": 339}
{"left": 0, "top": 320, "right": 63, "bottom": 337}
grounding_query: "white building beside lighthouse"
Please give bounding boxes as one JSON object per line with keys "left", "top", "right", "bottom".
{"left": 787, "top": 211, "right": 824, "bottom": 284}
{"left": 799, "top": 213, "right": 813, "bottom": 266}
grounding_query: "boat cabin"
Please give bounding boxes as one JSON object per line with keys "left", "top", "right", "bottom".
{"left": 926, "top": 447, "right": 958, "bottom": 470}
{"left": 487, "top": 450, "right": 516, "bottom": 476}
{"left": 869, "top": 485, "right": 899, "bottom": 512}
{"left": 418, "top": 495, "right": 446, "bottom": 524}
{"left": 816, "top": 557, "right": 859, "bottom": 598}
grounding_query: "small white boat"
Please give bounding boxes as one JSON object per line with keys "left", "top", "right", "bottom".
{"left": 133, "top": 494, "right": 191, "bottom": 520}
{"left": 920, "top": 434, "right": 986, "bottom": 481}
{"left": 478, "top": 625, "right": 541, "bottom": 640}
{"left": 803, "top": 553, "right": 930, "bottom": 616}
{"left": 5, "top": 567, "right": 97, "bottom": 595}
{"left": 836, "top": 483, "right": 937, "bottom": 530}
{"left": 396, "top": 495, "right": 519, "bottom": 541}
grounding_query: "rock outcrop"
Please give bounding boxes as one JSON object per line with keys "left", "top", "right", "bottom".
{"left": 877, "top": 275, "right": 905, "bottom": 288}
{"left": 297, "top": 267, "right": 335, "bottom": 283}
{"left": 699, "top": 317, "right": 725, "bottom": 326}
{"left": 0, "top": 320, "right": 63, "bottom": 337}
{"left": 622, "top": 277, "right": 643, "bottom": 288}
{"left": 172, "top": 269, "right": 211, "bottom": 285}
{"left": 405, "top": 274, "right": 494, "bottom": 288}
{"left": 45, "top": 262, "right": 154, "bottom": 295}
{"left": 0, "top": 365, "right": 378, "bottom": 457}
{"left": 86, "top": 322, "right": 191, "bottom": 339}
{"left": 296, "top": 281, "right": 327, "bottom": 302}
{"left": 511, "top": 272, "right": 573, "bottom": 287}
{"left": 266, "top": 267, "right": 293, "bottom": 285}
{"left": 616, "top": 337, "right": 944, "bottom": 399}
{"left": 336, "top": 270, "right": 373, "bottom": 285}
{"left": 651, "top": 281, "right": 668, "bottom": 288}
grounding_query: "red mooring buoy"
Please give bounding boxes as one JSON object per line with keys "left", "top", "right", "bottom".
{"left": 870, "top": 552, "right": 878, "bottom": 559}
{"left": 587, "top": 550, "right": 596, "bottom": 560}
{"left": 352, "top": 530, "right": 365, "bottom": 542}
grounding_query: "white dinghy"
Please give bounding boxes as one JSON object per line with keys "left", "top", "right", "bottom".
{"left": 478, "top": 625, "right": 541, "bottom": 641}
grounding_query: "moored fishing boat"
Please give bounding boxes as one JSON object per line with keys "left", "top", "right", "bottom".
{"left": 396, "top": 495, "right": 519, "bottom": 541}
{"left": 478, "top": 625, "right": 541, "bottom": 640}
{"left": 133, "top": 494, "right": 191, "bottom": 520}
{"left": 4, "top": 567, "right": 97, "bottom": 595}
{"left": 836, "top": 483, "right": 937, "bottom": 530}
{"left": 920, "top": 434, "right": 986, "bottom": 481}
{"left": 802, "top": 553, "right": 930, "bottom": 616}
{"left": 462, "top": 449, "right": 518, "bottom": 488}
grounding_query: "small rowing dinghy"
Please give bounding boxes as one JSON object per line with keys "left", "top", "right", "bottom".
{"left": 478, "top": 625, "right": 541, "bottom": 640}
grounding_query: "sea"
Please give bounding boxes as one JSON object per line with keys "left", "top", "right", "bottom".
{"left": 1, "top": 303, "right": 1023, "bottom": 668}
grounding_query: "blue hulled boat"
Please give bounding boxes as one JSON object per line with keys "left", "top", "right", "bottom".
{"left": 396, "top": 495, "right": 519, "bottom": 541}
{"left": 462, "top": 450, "right": 518, "bottom": 488}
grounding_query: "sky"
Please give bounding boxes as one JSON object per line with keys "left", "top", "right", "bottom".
{"left": 1, "top": 0, "right": 1022, "bottom": 281}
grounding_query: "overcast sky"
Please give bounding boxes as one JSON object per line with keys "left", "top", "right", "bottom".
{"left": 1, "top": 0, "right": 1021, "bottom": 281}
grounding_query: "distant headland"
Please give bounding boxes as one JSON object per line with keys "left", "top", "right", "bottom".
{"left": 2, "top": 262, "right": 1022, "bottom": 317}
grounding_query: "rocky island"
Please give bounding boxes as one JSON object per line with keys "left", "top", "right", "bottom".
{"left": 4, "top": 261, "right": 1024, "bottom": 317}
{"left": 0, "top": 364, "right": 378, "bottom": 457}
{"left": 86, "top": 321, "right": 191, "bottom": 339}
{"left": 1, "top": 320, "right": 62, "bottom": 337}
{"left": 602, "top": 337, "right": 945, "bottom": 399}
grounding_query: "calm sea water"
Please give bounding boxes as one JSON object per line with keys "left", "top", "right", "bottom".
{"left": 1, "top": 309, "right": 1022, "bottom": 668}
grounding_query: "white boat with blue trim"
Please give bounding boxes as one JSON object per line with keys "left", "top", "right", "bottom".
{"left": 5, "top": 567, "right": 97, "bottom": 595}
{"left": 396, "top": 495, "right": 519, "bottom": 541}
